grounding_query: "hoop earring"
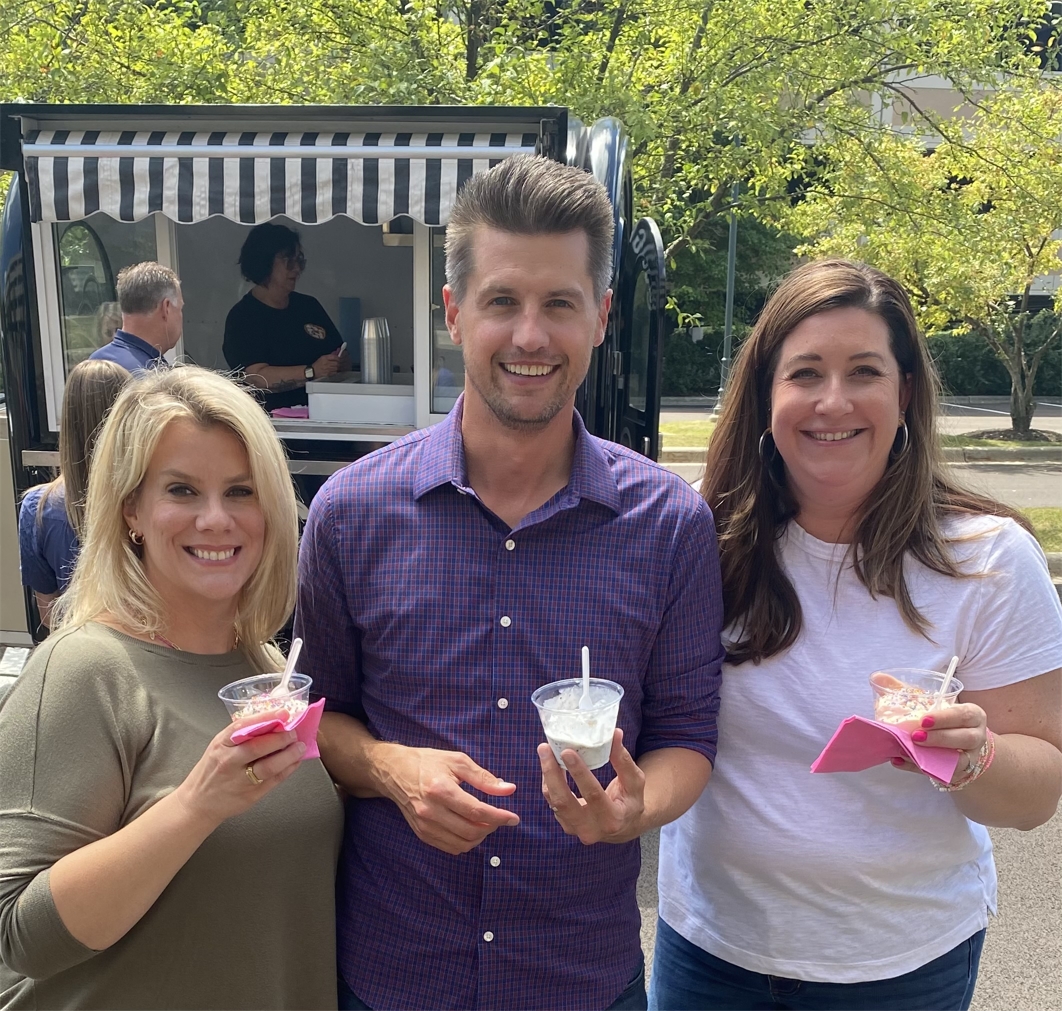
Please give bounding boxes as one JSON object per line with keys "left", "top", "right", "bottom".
{"left": 128, "top": 528, "right": 144, "bottom": 546}
{"left": 758, "top": 428, "right": 777, "bottom": 464}
{"left": 891, "top": 420, "right": 910, "bottom": 459}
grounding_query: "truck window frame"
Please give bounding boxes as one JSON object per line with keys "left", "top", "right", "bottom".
{"left": 29, "top": 212, "right": 180, "bottom": 432}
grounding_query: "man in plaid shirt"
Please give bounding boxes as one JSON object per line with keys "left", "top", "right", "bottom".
{"left": 295, "top": 155, "right": 725, "bottom": 1011}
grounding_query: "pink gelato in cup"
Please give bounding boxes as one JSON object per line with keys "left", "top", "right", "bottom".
{"left": 869, "top": 668, "right": 963, "bottom": 732}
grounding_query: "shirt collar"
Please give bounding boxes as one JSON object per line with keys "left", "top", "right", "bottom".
{"left": 413, "top": 394, "right": 621, "bottom": 515}
{"left": 113, "top": 329, "right": 163, "bottom": 360}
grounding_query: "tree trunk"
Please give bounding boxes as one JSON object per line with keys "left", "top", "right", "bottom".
{"left": 1007, "top": 313, "right": 1034, "bottom": 437}
{"left": 465, "top": 2, "right": 483, "bottom": 81}
{"left": 1010, "top": 383, "right": 1035, "bottom": 437}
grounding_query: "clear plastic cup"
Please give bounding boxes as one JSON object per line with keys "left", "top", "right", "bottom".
{"left": 869, "top": 668, "right": 964, "bottom": 732}
{"left": 531, "top": 678, "right": 624, "bottom": 771}
{"left": 218, "top": 672, "right": 312, "bottom": 722}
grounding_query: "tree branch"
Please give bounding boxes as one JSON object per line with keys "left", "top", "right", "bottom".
{"left": 596, "top": 0, "right": 630, "bottom": 85}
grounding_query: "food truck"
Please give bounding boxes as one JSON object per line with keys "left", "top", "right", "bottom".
{"left": 0, "top": 103, "right": 667, "bottom": 640}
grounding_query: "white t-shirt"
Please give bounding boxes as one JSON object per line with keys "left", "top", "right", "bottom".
{"left": 658, "top": 514, "right": 1062, "bottom": 983}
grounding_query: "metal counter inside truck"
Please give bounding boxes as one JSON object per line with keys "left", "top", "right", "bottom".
{"left": 0, "top": 103, "right": 667, "bottom": 642}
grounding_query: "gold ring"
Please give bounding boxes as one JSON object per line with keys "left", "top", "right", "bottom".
{"left": 245, "top": 764, "right": 264, "bottom": 787}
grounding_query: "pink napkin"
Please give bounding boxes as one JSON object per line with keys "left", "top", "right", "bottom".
{"left": 229, "top": 697, "right": 325, "bottom": 761}
{"left": 271, "top": 406, "right": 310, "bottom": 419}
{"left": 811, "top": 715, "right": 961, "bottom": 783}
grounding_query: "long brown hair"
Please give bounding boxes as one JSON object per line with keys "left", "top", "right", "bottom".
{"left": 37, "top": 358, "right": 131, "bottom": 537}
{"left": 704, "top": 259, "right": 1031, "bottom": 665}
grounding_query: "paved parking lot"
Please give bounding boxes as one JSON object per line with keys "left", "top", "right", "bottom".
{"left": 635, "top": 815, "right": 1062, "bottom": 1010}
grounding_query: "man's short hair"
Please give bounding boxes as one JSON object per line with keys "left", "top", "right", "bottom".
{"left": 444, "top": 156, "right": 615, "bottom": 303}
{"left": 116, "top": 262, "right": 180, "bottom": 315}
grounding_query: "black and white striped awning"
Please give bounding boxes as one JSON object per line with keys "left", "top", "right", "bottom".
{"left": 23, "top": 129, "right": 540, "bottom": 226}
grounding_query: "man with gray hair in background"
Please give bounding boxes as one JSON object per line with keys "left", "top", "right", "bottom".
{"left": 89, "top": 261, "right": 182, "bottom": 373}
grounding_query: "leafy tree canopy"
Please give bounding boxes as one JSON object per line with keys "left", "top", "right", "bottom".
{"left": 782, "top": 82, "right": 1062, "bottom": 432}
{"left": 2, "top": 0, "right": 1056, "bottom": 259}
{"left": 3, "top": 1, "right": 1061, "bottom": 415}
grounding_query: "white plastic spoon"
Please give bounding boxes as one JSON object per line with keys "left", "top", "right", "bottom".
{"left": 931, "top": 655, "right": 959, "bottom": 710}
{"left": 579, "top": 645, "right": 593, "bottom": 710}
{"left": 271, "top": 637, "right": 302, "bottom": 697}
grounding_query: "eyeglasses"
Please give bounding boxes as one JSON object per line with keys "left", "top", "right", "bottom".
{"left": 283, "top": 251, "right": 307, "bottom": 270}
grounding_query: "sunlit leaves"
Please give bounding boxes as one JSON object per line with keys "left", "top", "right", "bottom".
{"left": 1, "top": 0, "right": 1056, "bottom": 326}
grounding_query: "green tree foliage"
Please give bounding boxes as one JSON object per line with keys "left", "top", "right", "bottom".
{"left": 4, "top": 2, "right": 1061, "bottom": 410}
{"left": 928, "top": 321, "right": 1060, "bottom": 399}
{"left": 785, "top": 83, "right": 1062, "bottom": 433}
{"left": 2, "top": 1, "right": 1054, "bottom": 253}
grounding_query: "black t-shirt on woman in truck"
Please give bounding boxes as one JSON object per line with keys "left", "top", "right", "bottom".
{"left": 223, "top": 291, "right": 342, "bottom": 409}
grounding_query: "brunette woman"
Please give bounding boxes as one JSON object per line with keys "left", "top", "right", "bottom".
{"left": 651, "top": 260, "right": 1062, "bottom": 1011}
{"left": 18, "top": 358, "right": 130, "bottom": 627}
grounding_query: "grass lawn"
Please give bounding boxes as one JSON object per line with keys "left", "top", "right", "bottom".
{"left": 659, "top": 420, "right": 716, "bottom": 448}
{"left": 1024, "top": 508, "right": 1062, "bottom": 553}
{"left": 660, "top": 421, "right": 1053, "bottom": 451}
{"left": 940, "top": 434, "right": 1054, "bottom": 449}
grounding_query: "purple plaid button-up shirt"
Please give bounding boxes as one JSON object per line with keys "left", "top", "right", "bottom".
{"left": 295, "top": 398, "right": 724, "bottom": 1011}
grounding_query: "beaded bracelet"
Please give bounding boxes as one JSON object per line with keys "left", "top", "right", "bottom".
{"left": 935, "top": 729, "right": 996, "bottom": 793}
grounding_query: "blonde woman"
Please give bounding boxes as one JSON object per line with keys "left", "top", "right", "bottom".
{"left": 0, "top": 366, "right": 343, "bottom": 1009}
{"left": 651, "top": 261, "right": 1062, "bottom": 1011}
{"left": 18, "top": 358, "right": 130, "bottom": 628}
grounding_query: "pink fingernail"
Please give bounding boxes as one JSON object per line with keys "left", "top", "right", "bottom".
{"left": 891, "top": 757, "right": 905, "bottom": 766}
{"left": 921, "top": 716, "right": 935, "bottom": 729}
{"left": 911, "top": 730, "right": 928, "bottom": 743}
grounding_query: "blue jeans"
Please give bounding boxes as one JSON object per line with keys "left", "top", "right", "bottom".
{"left": 648, "top": 918, "right": 985, "bottom": 1011}
{"left": 338, "top": 961, "right": 647, "bottom": 1010}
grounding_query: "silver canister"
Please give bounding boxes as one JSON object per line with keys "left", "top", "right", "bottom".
{"left": 360, "top": 317, "right": 392, "bottom": 384}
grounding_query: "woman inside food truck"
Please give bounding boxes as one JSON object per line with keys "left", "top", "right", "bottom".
{"left": 222, "top": 222, "right": 351, "bottom": 411}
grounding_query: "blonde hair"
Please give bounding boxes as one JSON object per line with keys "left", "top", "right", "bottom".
{"left": 53, "top": 365, "right": 297, "bottom": 673}
{"left": 96, "top": 300, "right": 122, "bottom": 343}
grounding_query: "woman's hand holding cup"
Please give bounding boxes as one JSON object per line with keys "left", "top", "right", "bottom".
{"left": 890, "top": 702, "right": 989, "bottom": 782}
{"left": 173, "top": 711, "right": 306, "bottom": 828}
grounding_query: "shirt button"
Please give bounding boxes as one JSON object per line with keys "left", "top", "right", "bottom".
{"left": 505, "top": 539, "right": 516, "bottom": 551}
{"left": 500, "top": 615, "right": 511, "bottom": 628}
{"left": 483, "top": 931, "right": 494, "bottom": 942}
{"left": 490, "top": 856, "right": 501, "bottom": 867}
{"left": 497, "top": 698, "right": 509, "bottom": 709}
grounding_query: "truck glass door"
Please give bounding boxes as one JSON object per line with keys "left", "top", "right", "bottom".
{"left": 615, "top": 217, "right": 665, "bottom": 458}
{"left": 53, "top": 214, "right": 156, "bottom": 374}
{"left": 628, "top": 270, "right": 651, "bottom": 413}
{"left": 430, "top": 227, "right": 463, "bottom": 414}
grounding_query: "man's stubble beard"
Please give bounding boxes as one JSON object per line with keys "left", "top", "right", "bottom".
{"left": 464, "top": 356, "right": 585, "bottom": 433}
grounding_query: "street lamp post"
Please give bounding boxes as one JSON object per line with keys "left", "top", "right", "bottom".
{"left": 716, "top": 177, "right": 739, "bottom": 406}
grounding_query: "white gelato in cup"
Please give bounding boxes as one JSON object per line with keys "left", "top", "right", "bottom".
{"left": 531, "top": 678, "right": 624, "bottom": 771}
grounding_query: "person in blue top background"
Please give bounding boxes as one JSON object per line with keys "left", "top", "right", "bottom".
{"left": 89, "top": 262, "right": 183, "bottom": 373}
{"left": 19, "top": 359, "right": 130, "bottom": 629}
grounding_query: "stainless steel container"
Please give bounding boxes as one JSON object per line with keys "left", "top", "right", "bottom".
{"left": 360, "top": 317, "right": 392, "bottom": 384}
